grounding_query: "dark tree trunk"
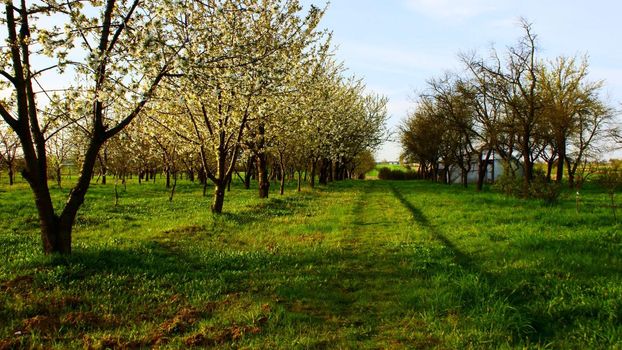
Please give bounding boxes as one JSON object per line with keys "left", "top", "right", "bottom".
{"left": 257, "top": 152, "right": 270, "bottom": 198}
{"left": 546, "top": 158, "right": 554, "bottom": 183}
{"left": 565, "top": 156, "right": 575, "bottom": 189}
{"left": 521, "top": 129, "right": 534, "bottom": 194}
{"left": 165, "top": 167, "right": 171, "bottom": 189}
{"left": 8, "top": 166, "right": 14, "bottom": 185}
{"left": 279, "top": 162, "right": 286, "bottom": 195}
{"left": 297, "top": 170, "right": 302, "bottom": 192}
{"left": 43, "top": 138, "right": 102, "bottom": 254}
{"left": 555, "top": 141, "right": 566, "bottom": 184}
{"left": 319, "top": 158, "right": 330, "bottom": 185}
{"left": 33, "top": 183, "right": 66, "bottom": 254}
{"left": 198, "top": 167, "right": 206, "bottom": 185}
{"left": 476, "top": 150, "right": 492, "bottom": 192}
{"left": 168, "top": 173, "right": 177, "bottom": 202}
{"left": 98, "top": 149, "right": 108, "bottom": 185}
{"left": 309, "top": 160, "right": 316, "bottom": 188}
{"left": 211, "top": 150, "right": 228, "bottom": 213}
{"left": 212, "top": 181, "right": 226, "bottom": 213}
{"left": 56, "top": 167, "right": 62, "bottom": 188}
{"left": 244, "top": 156, "right": 253, "bottom": 189}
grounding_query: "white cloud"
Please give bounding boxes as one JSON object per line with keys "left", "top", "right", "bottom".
{"left": 404, "top": 0, "right": 502, "bottom": 21}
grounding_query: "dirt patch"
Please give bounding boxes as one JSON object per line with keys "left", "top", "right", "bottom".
{"left": 181, "top": 303, "right": 269, "bottom": 347}
{"left": 21, "top": 315, "right": 60, "bottom": 335}
{"left": 183, "top": 324, "right": 262, "bottom": 347}
{"left": 296, "top": 233, "right": 324, "bottom": 243}
{"left": 0, "top": 275, "right": 34, "bottom": 296}
{"left": 163, "top": 225, "right": 205, "bottom": 236}
{"left": 159, "top": 307, "right": 202, "bottom": 335}
{"left": 83, "top": 335, "right": 160, "bottom": 350}
{"left": 0, "top": 339, "right": 17, "bottom": 350}
{"left": 48, "top": 295, "right": 83, "bottom": 311}
{"left": 184, "top": 332, "right": 211, "bottom": 347}
{"left": 61, "top": 311, "right": 105, "bottom": 329}
{"left": 30, "top": 295, "right": 85, "bottom": 316}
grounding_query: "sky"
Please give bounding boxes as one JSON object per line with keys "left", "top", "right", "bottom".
{"left": 302, "top": 0, "right": 622, "bottom": 161}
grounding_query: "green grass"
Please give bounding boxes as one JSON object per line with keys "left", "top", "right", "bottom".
{"left": 1, "top": 176, "right": 621, "bottom": 349}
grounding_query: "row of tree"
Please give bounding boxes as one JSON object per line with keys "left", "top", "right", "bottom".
{"left": 0, "top": 0, "right": 387, "bottom": 254}
{"left": 401, "top": 20, "right": 619, "bottom": 192}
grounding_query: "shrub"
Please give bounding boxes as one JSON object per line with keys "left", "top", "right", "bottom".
{"left": 377, "top": 167, "right": 419, "bottom": 180}
{"left": 494, "top": 169, "right": 561, "bottom": 204}
{"left": 529, "top": 173, "right": 562, "bottom": 204}
{"left": 494, "top": 173, "right": 523, "bottom": 197}
{"left": 598, "top": 162, "right": 622, "bottom": 222}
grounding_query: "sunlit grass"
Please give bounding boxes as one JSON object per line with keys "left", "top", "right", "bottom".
{"left": 0, "top": 175, "right": 621, "bottom": 348}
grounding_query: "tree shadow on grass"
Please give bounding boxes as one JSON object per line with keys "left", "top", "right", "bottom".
{"left": 389, "top": 184, "right": 485, "bottom": 276}
{"left": 215, "top": 192, "right": 320, "bottom": 226}
{"left": 388, "top": 182, "right": 622, "bottom": 347}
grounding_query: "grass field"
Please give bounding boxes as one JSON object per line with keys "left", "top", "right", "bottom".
{"left": 0, "top": 177, "right": 621, "bottom": 349}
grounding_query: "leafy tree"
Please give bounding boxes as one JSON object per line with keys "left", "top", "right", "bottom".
{"left": 0, "top": 0, "right": 181, "bottom": 254}
{"left": 160, "top": 0, "right": 324, "bottom": 212}
{"left": 352, "top": 149, "right": 376, "bottom": 179}
{"left": 0, "top": 123, "right": 20, "bottom": 185}
{"left": 538, "top": 56, "right": 608, "bottom": 186}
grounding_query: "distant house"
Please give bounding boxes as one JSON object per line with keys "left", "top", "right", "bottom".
{"left": 444, "top": 156, "right": 522, "bottom": 185}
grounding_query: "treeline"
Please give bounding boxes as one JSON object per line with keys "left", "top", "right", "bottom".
{"left": 0, "top": 0, "right": 387, "bottom": 254}
{"left": 401, "top": 20, "right": 620, "bottom": 194}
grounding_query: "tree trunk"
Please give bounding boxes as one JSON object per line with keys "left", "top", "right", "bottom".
{"left": 212, "top": 181, "right": 226, "bottom": 213}
{"left": 101, "top": 166, "right": 106, "bottom": 185}
{"left": 33, "top": 185, "right": 66, "bottom": 254}
{"left": 521, "top": 131, "right": 533, "bottom": 194}
{"left": 56, "top": 166, "right": 62, "bottom": 188}
{"left": 555, "top": 141, "right": 566, "bottom": 184}
{"left": 522, "top": 154, "right": 533, "bottom": 195}
{"left": 546, "top": 158, "right": 555, "bottom": 183}
{"left": 565, "top": 156, "right": 575, "bottom": 189}
{"left": 476, "top": 150, "right": 491, "bottom": 192}
{"left": 257, "top": 152, "right": 270, "bottom": 198}
{"left": 166, "top": 167, "right": 171, "bottom": 188}
{"left": 319, "top": 158, "right": 329, "bottom": 185}
{"left": 244, "top": 157, "right": 253, "bottom": 190}
{"left": 100, "top": 151, "right": 108, "bottom": 185}
{"left": 8, "top": 166, "right": 14, "bottom": 185}
{"left": 309, "top": 160, "right": 316, "bottom": 188}
{"left": 279, "top": 163, "right": 286, "bottom": 196}
{"left": 168, "top": 173, "right": 177, "bottom": 202}
{"left": 297, "top": 170, "right": 302, "bottom": 192}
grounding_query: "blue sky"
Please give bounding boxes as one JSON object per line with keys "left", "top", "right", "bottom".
{"left": 303, "top": 0, "right": 622, "bottom": 160}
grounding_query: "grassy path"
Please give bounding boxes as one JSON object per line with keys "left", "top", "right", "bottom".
{"left": 1, "top": 179, "right": 621, "bottom": 348}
